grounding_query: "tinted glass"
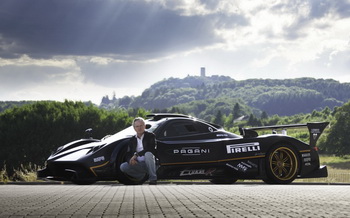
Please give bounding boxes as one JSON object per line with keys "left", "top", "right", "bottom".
{"left": 163, "top": 121, "right": 199, "bottom": 137}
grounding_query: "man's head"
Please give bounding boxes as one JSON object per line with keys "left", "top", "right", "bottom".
{"left": 133, "top": 117, "right": 146, "bottom": 137}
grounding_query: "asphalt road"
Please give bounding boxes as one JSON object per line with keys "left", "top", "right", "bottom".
{"left": 0, "top": 182, "right": 349, "bottom": 218}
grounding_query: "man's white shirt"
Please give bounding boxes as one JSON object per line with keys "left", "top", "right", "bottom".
{"left": 136, "top": 134, "right": 145, "bottom": 162}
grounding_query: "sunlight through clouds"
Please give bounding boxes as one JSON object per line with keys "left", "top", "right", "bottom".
{"left": 0, "top": 0, "right": 349, "bottom": 103}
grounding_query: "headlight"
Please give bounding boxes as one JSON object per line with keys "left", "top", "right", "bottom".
{"left": 56, "top": 146, "right": 64, "bottom": 152}
{"left": 51, "top": 146, "right": 64, "bottom": 155}
{"left": 88, "top": 144, "right": 106, "bottom": 154}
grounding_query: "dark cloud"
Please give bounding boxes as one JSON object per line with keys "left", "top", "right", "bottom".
{"left": 270, "top": 0, "right": 350, "bottom": 40}
{"left": 200, "top": 0, "right": 221, "bottom": 10}
{"left": 0, "top": 0, "right": 229, "bottom": 59}
{"left": 333, "top": 0, "right": 350, "bottom": 18}
{"left": 310, "top": 0, "right": 350, "bottom": 19}
{"left": 309, "top": 0, "right": 332, "bottom": 18}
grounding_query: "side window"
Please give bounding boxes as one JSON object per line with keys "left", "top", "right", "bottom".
{"left": 196, "top": 121, "right": 216, "bottom": 133}
{"left": 163, "top": 121, "right": 199, "bottom": 137}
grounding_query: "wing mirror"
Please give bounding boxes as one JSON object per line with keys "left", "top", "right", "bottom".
{"left": 85, "top": 128, "right": 93, "bottom": 139}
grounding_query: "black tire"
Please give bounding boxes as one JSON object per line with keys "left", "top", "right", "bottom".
{"left": 209, "top": 178, "right": 238, "bottom": 184}
{"left": 115, "top": 145, "right": 148, "bottom": 185}
{"left": 263, "top": 144, "right": 299, "bottom": 184}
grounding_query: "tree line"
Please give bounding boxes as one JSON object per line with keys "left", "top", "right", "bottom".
{"left": 0, "top": 100, "right": 147, "bottom": 175}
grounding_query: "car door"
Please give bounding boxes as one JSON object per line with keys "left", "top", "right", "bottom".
{"left": 156, "top": 119, "right": 221, "bottom": 166}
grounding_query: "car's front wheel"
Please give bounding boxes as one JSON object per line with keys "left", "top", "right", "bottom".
{"left": 115, "top": 145, "right": 148, "bottom": 185}
{"left": 263, "top": 144, "right": 299, "bottom": 184}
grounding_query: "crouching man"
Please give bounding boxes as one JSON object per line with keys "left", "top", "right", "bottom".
{"left": 120, "top": 117, "right": 157, "bottom": 185}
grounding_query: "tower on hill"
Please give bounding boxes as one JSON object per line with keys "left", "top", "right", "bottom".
{"left": 200, "top": 67, "right": 206, "bottom": 77}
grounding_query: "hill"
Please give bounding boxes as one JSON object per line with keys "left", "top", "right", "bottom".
{"left": 101, "top": 76, "right": 350, "bottom": 117}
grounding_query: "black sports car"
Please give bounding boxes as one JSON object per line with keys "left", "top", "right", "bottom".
{"left": 38, "top": 113, "right": 329, "bottom": 185}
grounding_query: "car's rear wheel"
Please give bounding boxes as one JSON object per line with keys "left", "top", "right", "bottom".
{"left": 263, "top": 144, "right": 299, "bottom": 184}
{"left": 115, "top": 145, "right": 148, "bottom": 185}
{"left": 209, "top": 178, "right": 238, "bottom": 184}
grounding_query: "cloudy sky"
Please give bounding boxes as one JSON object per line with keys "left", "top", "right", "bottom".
{"left": 1, "top": 0, "right": 349, "bottom": 104}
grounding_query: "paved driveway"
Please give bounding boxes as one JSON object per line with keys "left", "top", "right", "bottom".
{"left": 0, "top": 183, "right": 349, "bottom": 217}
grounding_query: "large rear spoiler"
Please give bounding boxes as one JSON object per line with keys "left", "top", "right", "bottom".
{"left": 239, "top": 122, "right": 329, "bottom": 147}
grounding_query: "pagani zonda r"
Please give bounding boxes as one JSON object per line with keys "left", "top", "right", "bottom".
{"left": 38, "top": 114, "right": 329, "bottom": 185}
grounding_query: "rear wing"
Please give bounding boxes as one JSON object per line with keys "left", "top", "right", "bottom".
{"left": 239, "top": 122, "right": 329, "bottom": 147}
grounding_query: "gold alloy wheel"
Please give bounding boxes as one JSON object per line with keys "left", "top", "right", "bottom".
{"left": 269, "top": 146, "right": 298, "bottom": 181}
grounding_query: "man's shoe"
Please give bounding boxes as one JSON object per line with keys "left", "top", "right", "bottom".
{"left": 149, "top": 180, "right": 157, "bottom": 185}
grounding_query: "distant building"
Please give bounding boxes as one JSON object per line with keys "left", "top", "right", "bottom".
{"left": 200, "top": 67, "right": 206, "bottom": 77}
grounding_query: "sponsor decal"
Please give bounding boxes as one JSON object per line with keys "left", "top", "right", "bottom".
{"left": 226, "top": 161, "right": 257, "bottom": 172}
{"left": 311, "top": 129, "right": 321, "bottom": 139}
{"left": 247, "top": 160, "right": 258, "bottom": 168}
{"left": 226, "top": 163, "right": 236, "bottom": 169}
{"left": 311, "top": 129, "right": 321, "bottom": 134}
{"left": 302, "top": 153, "right": 312, "bottom": 166}
{"left": 216, "top": 133, "right": 229, "bottom": 137}
{"left": 302, "top": 153, "right": 311, "bottom": 157}
{"left": 93, "top": 156, "right": 105, "bottom": 163}
{"left": 304, "top": 158, "right": 311, "bottom": 162}
{"left": 173, "top": 147, "right": 210, "bottom": 156}
{"left": 180, "top": 168, "right": 216, "bottom": 176}
{"left": 237, "top": 162, "right": 249, "bottom": 172}
{"left": 240, "top": 161, "right": 253, "bottom": 169}
{"left": 226, "top": 142, "right": 260, "bottom": 154}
